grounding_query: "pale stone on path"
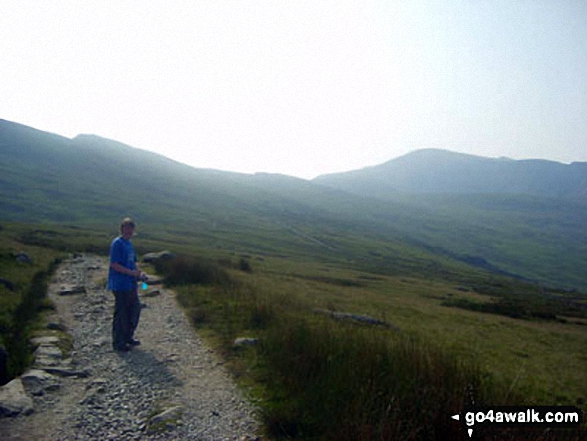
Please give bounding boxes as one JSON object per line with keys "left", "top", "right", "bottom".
{"left": 30, "top": 336, "right": 60, "bottom": 346}
{"left": 0, "top": 379, "right": 34, "bottom": 417}
{"left": 149, "top": 405, "right": 184, "bottom": 425}
{"left": 21, "top": 369, "right": 60, "bottom": 396}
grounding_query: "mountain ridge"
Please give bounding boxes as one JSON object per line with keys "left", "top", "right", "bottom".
{"left": 314, "top": 148, "right": 587, "bottom": 199}
{"left": 4, "top": 118, "right": 585, "bottom": 193}
{"left": 1, "top": 119, "right": 586, "bottom": 290}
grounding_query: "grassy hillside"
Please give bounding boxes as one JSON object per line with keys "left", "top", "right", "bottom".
{"left": 0, "top": 120, "right": 479, "bottom": 278}
{"left": 2, "top": 220, "right": 585, "bottom": 439}
{"left": 313, "top": 149, "right": 587, "bottom": 290}
{"left": 381, "top": 193, "right": 587, "bottom": 290}
{"left": 2, "top": 119, "right": 586, "bottom": 438}
{"left": 1, "top": 119, "right": 586, "bottom": 292}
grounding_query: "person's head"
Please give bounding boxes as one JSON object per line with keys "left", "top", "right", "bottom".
{"left": 120, "top": 217, "right": 136, "bottom": 239}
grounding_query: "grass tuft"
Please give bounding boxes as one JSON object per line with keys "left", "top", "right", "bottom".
{"left": 154, "top": 255, "right": 230, "bottom": 286}
{"left": 159, "top": 259, "right": 583, "bottom": 440}
{"left": 259, "top": 318, "right": 497, "bottom": 440}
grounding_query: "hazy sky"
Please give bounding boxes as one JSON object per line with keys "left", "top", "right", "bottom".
{"left": 1, "top": 1, "right": 586, "bottom": 179}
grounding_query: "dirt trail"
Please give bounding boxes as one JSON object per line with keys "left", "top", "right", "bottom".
{"left": 1, "top": 254, "right": 259, "bottom": 440}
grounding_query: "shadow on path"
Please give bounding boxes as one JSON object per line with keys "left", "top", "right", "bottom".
{"left": 116, "top": 347, "right": 183, "bottom": 390}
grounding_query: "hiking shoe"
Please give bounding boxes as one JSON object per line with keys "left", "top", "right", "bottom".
{"left": 128, "top": 339, "right": 141, "bottom": 346}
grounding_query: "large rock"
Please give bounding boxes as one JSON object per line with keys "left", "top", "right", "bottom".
{"left": 0, "top": 379, "right": 34, "bottom": 417}
{"left": 0, "top": 278, "right": 14, "bottom": 291}
{"left": 15, "top": 252, "right": 33, "bottom": 264}
{"left": 142, "top": 251, "right": 176, "bottom": 264}
{"left": 21, "top": 369, "right": 60, "bottom": 396}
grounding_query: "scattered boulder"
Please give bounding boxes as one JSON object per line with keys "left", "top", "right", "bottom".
{"left": 142, "top": 251, "right": 176, "bottom": 264}
{"left": 313, "top": 309, "right": 399, "bottom": 331}
{"left": 47, "top": 322, "right": 67, "bottom": 332}
{"left": 0, "top": 278, "right": 14, "bottom": 291}
{"left": 21, "top": 369, "right": 60, "bottom": 396}
{"left": 234, "top": 338, "right": 259, "bottom": 347}
{"left": 143, "top": 289, "right": 161, "bottom": 298}
{"left": 0, "top": 379, "right": 34, "bottom": 417}
{"left": 59, "top": 284, "right": 86, "bottom": 296}
{"left": 144, "top": 275, "right": 163, "bottom": 286}
{"left": 15, "top": 252, "right": 33, "bottom": 264}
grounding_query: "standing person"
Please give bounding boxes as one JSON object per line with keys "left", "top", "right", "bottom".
{"left": 108, "top": 218, "right": 145, "bottom": 352}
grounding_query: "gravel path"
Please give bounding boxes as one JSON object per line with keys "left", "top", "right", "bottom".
{"left": 1, "top": 254, "right": 260, "bottom": 440}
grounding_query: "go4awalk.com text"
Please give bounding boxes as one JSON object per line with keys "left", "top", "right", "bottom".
{"left": 451, "top": 406, "right": 583, "bottom": 438}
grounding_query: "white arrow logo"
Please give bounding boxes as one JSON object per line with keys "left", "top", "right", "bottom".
{"left": 451, "top": 414, "right": 474, "bottom": 438}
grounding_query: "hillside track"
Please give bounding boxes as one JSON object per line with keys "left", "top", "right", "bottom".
{"left": 1, "top": 254, "right": 259, "bottom": 440}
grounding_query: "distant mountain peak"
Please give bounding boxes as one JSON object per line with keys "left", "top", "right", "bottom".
{"left": 315, "top": 148, "right": 587, "bottom": 198}
{"left": 72, "top": 134, "right": 136, "bottom": 149}
{"left": 73, "top": 133, "right": 101, "bottom": 141}
{"left": 393, "top": 148, "right": 502, "bottom": 163}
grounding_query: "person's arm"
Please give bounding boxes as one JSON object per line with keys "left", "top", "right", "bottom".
{"left": 110, "top": 262, "right": 142, "bottom": 278}
{"left": 109, "top": 239, "right": 145, "bottom": 280}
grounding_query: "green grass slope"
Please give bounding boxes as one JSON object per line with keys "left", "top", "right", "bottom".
{"left": 379, "top": 193, "right": 587, "bottom": 290}
{"left": 314, "top": 150, "right": 587, "bottom": 290}
{"left": 0, "top": 119, "right": 465, "bottom": 278}
{"left": 1, "top": 119, "right": 586, "bottom": 290}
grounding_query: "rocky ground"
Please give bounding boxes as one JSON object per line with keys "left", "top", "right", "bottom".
{"left": 0, "top": 254, "right": 260, "bottom": 440}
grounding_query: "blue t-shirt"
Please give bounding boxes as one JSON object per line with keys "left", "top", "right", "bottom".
{"left": 107, "top": 236, "right": 138, "bottom": 291}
